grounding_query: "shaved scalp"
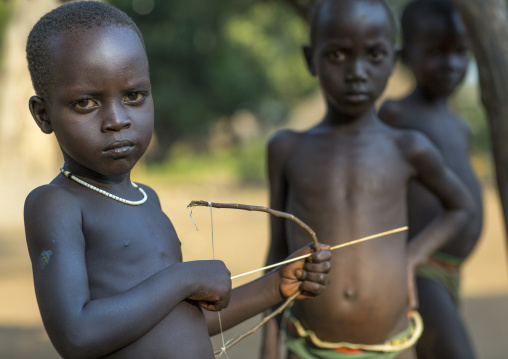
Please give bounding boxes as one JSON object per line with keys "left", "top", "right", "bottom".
{"left": 309, "top": 0, "right": 397, "bottom": 44}
{"left": 401, "top": 0, "right": 457, "bottom": 44}
{"left": 26, "top": 1, "right": 145, "bottom": 99}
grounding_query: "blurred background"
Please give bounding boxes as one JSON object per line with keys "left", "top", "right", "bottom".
{"left": 0, "top": 0, "right": 506, "bottom": 358}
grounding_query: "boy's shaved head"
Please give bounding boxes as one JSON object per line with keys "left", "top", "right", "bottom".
{"left": 309, "top": 0, "right": 397, "bottom": 44}
{"left": 401, "top": 0, "right": 457, "bottom": 44}
{"left": 26, "top": 1, "right": 145, "bottom": 100}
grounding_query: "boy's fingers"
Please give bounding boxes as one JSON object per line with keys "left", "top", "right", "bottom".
{"left": 304, "top": 260, "right": 331, "bottom": 273}
{"left": 299, "top": 280, "right": 326, "bottom": 297}
{"left": 294, "top": 269, "right": 328, "bottom": 287}
{"left": 311, "top": 242, "right": 331, "bottom": 251}
{"left": 307, "top": 248, "right": 332, "bottom": 263}
{"left": 294, "top": 269, "right": 306, "bottom": 281}
{"left": 200, "top": 299, "right": 229, "bottom": 312}
{"left": 300, "top": 271, "right": 328, "bottom": 285}
{"left": 294, "top": 261, "right": 330, "bottom": 281}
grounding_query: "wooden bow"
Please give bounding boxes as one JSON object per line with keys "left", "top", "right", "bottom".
{"left": 187, "top": 200, "right": 320, "bottom": 355}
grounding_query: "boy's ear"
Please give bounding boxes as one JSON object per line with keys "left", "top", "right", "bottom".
{"left": 394, "top": 44, "right": 402, "bottom": 61}
{"left": 302, "top": 45, "right": 316, "bottom": 76}
{"left": 398, "top": 45, "right": 410, "bottom": 66}
{"left": 392, "top": 44, "right": 402, "bottom": 69}
{"left": 29, "top": 96, "right": 53, "bottom": 134}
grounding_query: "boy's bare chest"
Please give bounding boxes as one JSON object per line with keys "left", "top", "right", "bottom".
{"left": 286, "top": 136, "right": 409, "bottom": 196}
{"left": 80, "top": 202, "right": 181, "bottom": 295}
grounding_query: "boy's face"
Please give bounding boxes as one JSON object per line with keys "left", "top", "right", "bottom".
{"left": 32, "top": 26, "right": 153, "bottom": 177}
{"left": 403, "top": 13, "right": 470, "bottom": 98}
{"left": 306, "top": 0, "right": 396, "bottom": 117}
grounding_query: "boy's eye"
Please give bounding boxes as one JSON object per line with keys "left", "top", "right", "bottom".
{"left": 74, "top": 99, "right": 98, "bottom": 110}
{"left": 369, "top": 49, "right": 385, "bottom": 61}
{"left": 329, "top": 50, "right": 346, "bottom": 62}
{"left": 124, "top": 92, "right": 145, "bottom": 103}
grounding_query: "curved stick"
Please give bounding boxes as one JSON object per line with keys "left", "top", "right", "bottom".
{"left": 213, "top": 291, "right": 300, "bottom": 356}
{"left": 188, "top": 200, "right": 320, "bottom": 355}
{"left": 188, "top": 200, "right": 319, "bottom": 249}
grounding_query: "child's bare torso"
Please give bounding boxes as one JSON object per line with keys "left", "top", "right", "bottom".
{"left": 78, "top": 191, "right": 213, "bottom": 358}
{"left": 278, "top": 124, "right": 413, "bottom": 344}
{"left": 383, "top": 98, "right": 483, "bottom": 258}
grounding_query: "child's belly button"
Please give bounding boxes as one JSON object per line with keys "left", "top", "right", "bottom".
{"left": 343, "top": 287, "right": 357, "bottom": 300}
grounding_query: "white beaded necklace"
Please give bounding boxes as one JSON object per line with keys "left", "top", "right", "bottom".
{"left": 60, "top": 168, "right": 147, "bottom": 206}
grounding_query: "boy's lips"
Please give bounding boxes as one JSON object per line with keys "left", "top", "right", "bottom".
{"left": 439, "top": 74, "right": 461, "bottom": 85}
{"left": 345, "top": 92, "right": 369, "bottom": 103}
{"left": 103, "top": 140, "right": 136, "bottom": 156}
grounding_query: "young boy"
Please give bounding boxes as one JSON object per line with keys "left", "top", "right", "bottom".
{"left": 379, "top": 1, "right": 483, "bottom": 358}
{"left": 262, "top": 0, "right": 474, "bottom": 358}
{"left": 23, "top": 2, "right": 332, "bottom": 358}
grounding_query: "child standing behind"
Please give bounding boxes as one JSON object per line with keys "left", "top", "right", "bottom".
{"left": 262, "top": 0, "right": 474, "bottom": 358}
{"left": 23, "top": 2, "right": 332, "bottom": 358}
{"left": 379, "top": 1, "right": 483, "bottom": 358}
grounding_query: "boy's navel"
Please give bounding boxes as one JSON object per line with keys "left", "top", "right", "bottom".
{"left": 343, "top": 288, "right": 356, "bottom": 300}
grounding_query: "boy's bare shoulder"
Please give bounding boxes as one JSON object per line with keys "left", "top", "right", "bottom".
{"left": 379, "top": 99, "right": 407, "bottom": 127}
{"left": 268, "top": 128, "right": 302, "bottom": 147}
{"left": 134, "top": 183, "right": 162, "bottom": 207}
{"left": 24, "top": 181, "right": 79, "bottom": 213}
{"left": 24, "top": 180, "right": 162, "bottom": 235}
{"left": 267, "top": 129, "right": 304, "bottom": 159}
{"left": 23, "top": 182, "right": 83, "bottom": 252}
{"left": 390, "top": 126, "right": 441, "bottom": 164}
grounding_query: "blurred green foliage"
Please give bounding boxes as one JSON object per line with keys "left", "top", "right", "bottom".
{"left": 109, "top": 0, "right": 314, "bottom": 160}
{"left": 146, "top": 139, "right": 267, "bottom": 186}
{"left": 452, "top": 82, "right": 490, "bottom": 154}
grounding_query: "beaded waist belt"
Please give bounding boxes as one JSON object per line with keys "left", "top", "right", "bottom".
{"left": 286, "top": 310, "right": 423, "bottom": 352}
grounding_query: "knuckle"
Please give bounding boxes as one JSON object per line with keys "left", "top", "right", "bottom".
{"left": 323, "top": 261, "right": 332, "bottom": 271}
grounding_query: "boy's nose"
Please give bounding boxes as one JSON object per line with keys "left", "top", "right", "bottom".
{"left": 345, "top": 59, "right": 367, "bottom": 82}
{"left": 102, "top": 104, "right": 132, "bottom": 132}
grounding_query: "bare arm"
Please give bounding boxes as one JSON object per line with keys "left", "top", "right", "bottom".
{"left": 24, "top": 186, "right": 231, "bottom": 359}
{"left": 402, "top": 131, "right": 474, "bottom": 264}
{"left": 266, "top": 130, "right": 295, "bottom": 265}
{"left": 260, "top": 130, "right": 296, "bottom": 359}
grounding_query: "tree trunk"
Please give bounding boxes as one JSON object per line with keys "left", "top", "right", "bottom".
{"left": 451, "top": 0, "right": 508, "bottom": 243}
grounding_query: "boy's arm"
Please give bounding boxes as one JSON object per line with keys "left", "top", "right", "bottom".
{"left": 24, "top": 186, "right": 231, "bottom": 359}
{"left": 204, "top": 245, "right": 331, "bottom": 334}
{"left": 402, "top": 131, "right": 474, "bottom": 284}
{"left": 266, "top": 130, "right": 294, "bottom": 265}
{"left": 262, "top": 131, "right": 295, "bottom": 358}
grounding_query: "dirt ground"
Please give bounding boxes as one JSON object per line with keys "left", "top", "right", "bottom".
{"left": 0, "top": 176, "right": 507, "bottom": 359}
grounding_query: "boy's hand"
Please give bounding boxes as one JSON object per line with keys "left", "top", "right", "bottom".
{"left": 185, "top": 260, "right": 232, "bottom": 311}
{"left": 278, "top": 244, "right": 331, "bottom": 300}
